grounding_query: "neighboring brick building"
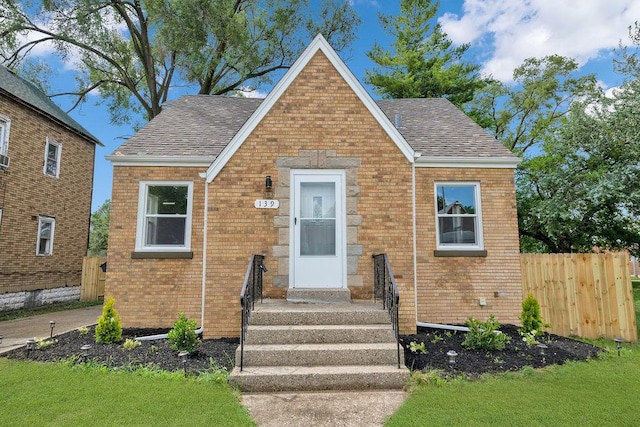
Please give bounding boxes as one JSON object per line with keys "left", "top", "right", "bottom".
{"left": 106, "top": 35, "right": 522, "bottom": 338}
{"left": 0, "top": 66, "right": 101, "bottom": 310}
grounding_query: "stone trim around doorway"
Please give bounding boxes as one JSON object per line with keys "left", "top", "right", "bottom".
{"left": 271, "top": 150, "right": 363, "bottom": 289}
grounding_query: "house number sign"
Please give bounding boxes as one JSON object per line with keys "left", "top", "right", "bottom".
{"left": 254, "top": 199, "right": 280, "bottom": 209}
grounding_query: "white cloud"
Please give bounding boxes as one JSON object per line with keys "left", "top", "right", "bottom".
{"left": 440, "top": 0, "right": 640, "bottom": 82}
{"left": 237, "top": 88, "right": 267, "bottom": 99}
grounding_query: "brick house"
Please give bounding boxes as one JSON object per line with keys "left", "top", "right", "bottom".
{"left": 0, "top": 66, "right": 101, "bottom": 310}
{"left": 106, "top": 35, "right": 522, "bottom": 338}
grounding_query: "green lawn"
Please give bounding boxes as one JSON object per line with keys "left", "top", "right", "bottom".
{"left": 386, "top": 341, "right": 639, "bottom": 426}
{"left": 0, "top": 300, "right": 102, "bottom": 322}
{"left": 0, "top": 358, "right": 254, "bottom": 427}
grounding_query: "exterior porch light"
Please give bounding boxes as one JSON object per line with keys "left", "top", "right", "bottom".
{"left": 614, "top": 338, "right": 624, "bottom": 357}
{"left": 447, "top": 350, "right": 458, "bottom": 364}
{"left": 26, "top": 338, "right": 36, "bottom": 357}
{"left": 265, "top": 175, "right": 273, "bottom": 191}
{"left": 81, "top": 344, "right": 92, "bottom": 362}
{"left": 179, "top": 351, "right": 189, "bottom": 377}
{"left": 49, "top": 320, "right": 55, "bottom": 338}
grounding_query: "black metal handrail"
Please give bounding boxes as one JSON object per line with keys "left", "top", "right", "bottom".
{"left": 373, "top": 253, "right": 401, "bottom": 369}
{"left": 239, "top": 254, "right": 266, "bottom": 371}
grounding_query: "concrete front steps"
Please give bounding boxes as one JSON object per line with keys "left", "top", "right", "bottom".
{"left": 229, "top": 292, "right": 409, "bottom": 392}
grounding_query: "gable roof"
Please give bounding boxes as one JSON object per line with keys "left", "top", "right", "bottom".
{"left": 0, "top": 65, "right": 101, "bottom": 145}
{"left": 204, "top": 34, "right": 418, "bottom": 182}
{"left": 109, "top": 35, "right": 518, "bottom": 169}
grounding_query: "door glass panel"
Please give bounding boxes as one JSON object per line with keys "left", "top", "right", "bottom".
{"left": 300, "top": 182, "right": 336, "bottom": 256}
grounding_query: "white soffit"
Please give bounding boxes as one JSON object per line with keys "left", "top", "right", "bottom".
{"left": 205, "top": 34, "right": 415, "bottom": 183}
{"left": 415, "top": 156, "right": 521, "bottom": 169}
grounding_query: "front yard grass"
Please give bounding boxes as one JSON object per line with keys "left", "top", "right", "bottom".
{"left": 0, "top": 358, "right": 254, "bottom": 427}
{"left": 0, "top": 300, "right": 102, "bottom": 322}
{"left": 386, "top": 340, "right": 639, "bottom": 426}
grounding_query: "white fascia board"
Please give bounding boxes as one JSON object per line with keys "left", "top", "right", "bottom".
{"left": 415, "top": 156, "right": 521, "bottom": 169}
{"left": 205, "top": 34, "right": 416, "bottom": 183}
{"left": 106, "top": 155, "right": 214, "bottom": 167}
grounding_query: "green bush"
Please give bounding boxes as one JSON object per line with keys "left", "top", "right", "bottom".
{"left": 462, "top": 315, "right": 510, "bottom": 351}
{"left": 95, "top": 297, "right": 123, "bottom": 344}
{"left": 123, "top": 338, "right": 141, "bottom": 350}
{"left": 167, "top": 312, "right": 200, "bottom": 354}
{"left": 519, "top": 293, "right": 549, "bottom": 337}
{"left": 409, "top": 341, "right": 426, "bottom": 354}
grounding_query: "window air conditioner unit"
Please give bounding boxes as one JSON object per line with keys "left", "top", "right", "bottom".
{"left": 0, "top": 154, "right": 9, "bottom": 169}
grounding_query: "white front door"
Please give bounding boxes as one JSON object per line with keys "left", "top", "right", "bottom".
{"left": 291, "top": 170, "right": 345, "bottom": 288}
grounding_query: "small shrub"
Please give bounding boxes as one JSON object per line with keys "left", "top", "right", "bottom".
{"left": 77, "top": 326, "right": 89, "bottom": 335}
{"left": 123, "top": 338, "right": 141, "bottom": 350}
{"left": 430, "top": 334, "right": 444, "bottom": 344}
{"left": 95, "top": 297, "right": 123, "bottom": 344}
{"left": 36, "top": 338, "right": 56, "bottom": 349}
{"left": 519, "top": 293, "right": 549, "bottom": 337}
{"left": 521, "top": 330, "right": 540, "bottom": 347}
{"left": 167, "top": 312, "right": 200, "bottom": 354}
{"left": 409, "top": 341, "right": 426, "bottom": 354}
{"left": 462, "top": 315, "right": 510, "bottom": 351}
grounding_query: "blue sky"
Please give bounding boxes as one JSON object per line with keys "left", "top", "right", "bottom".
{"left": 34, "top": 0, "right": 639, "bottom": 211}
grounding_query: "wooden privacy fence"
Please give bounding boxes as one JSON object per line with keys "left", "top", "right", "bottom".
{"left": 521, "top": 253, "right": 637, "bottom": 342}
{"left": 80, "top": 257, "right": 106, "bottom": 301}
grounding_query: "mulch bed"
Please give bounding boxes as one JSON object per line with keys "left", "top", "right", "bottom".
{"left": 3, "top": 326, "right": 238, "bottom": 374}
{"left": 401, "top": 324, "right": 603, "bottom": 377}
{"left": 3, "top": 324, "right": 603, "bottom": 378}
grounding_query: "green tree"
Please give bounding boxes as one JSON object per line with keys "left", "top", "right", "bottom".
{"left": 88, "top": 199, "right": 110, "bottom": 257}
{"left": 516, "top": 80, "right": 640, "bottom": 255}
{"left": 0, "top": 0, "right": 359, "bottom": 126}
{"left": 513, "top": 24, "right": 640, "bottom": 255}
{"left": 471, "top": 55, "right": 599, "bottom": 156}
{"left": 365, "top": 0, "right": 485, "bottom": 107}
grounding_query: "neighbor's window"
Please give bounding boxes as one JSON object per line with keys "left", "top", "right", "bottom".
{"left": 44, "top": 137, "right": 62, "bottom": 178}
{"left": 36, "top": 216, "right": 55, "bottom": 256}
{"left": 435, "top": 182, "right": 483, "bottom": 250}
{"left": 136, "top": 181, "right": 193, "bottom": 251}
{"left": 0, "top": 114, "right": 10, "bottom": 155}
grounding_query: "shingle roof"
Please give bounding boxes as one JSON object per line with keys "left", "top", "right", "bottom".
{"left": 113, "top": 95, "right": 261, "bottom": 158}
{"left": 0, "top": 65, "right": 101, "bottom": 145}
{"left": 113, "top": 94, "right": 515, "bottom": 160}
{"left": 377, "top": 98, "right": 513, "bottom": 158}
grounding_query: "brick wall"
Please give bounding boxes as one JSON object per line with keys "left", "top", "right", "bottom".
{"left": 106, "top": 166, "right": 206, "bottom": 328}
{"left": 106, "top": 51, "right": 522, "bottom": 338}
{"left": 415, "top": 167, "right": 522, "bottom": 325}
{"left": 0, "top": 95, "right": 95, "bottom": 295}
{"left": 203, "top": 51, "right": 416, "bottom": 337}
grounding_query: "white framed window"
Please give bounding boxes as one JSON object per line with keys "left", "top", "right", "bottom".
{"left": 0, "top": 114, "right": 10, "bottom": 155}
{"left": 435, "top": 182, "right": 484, "bottom": 250}
{"left": 44, "top": 137, "right": 62, "bottom": 178}
{"left": 36, "top": 216, "right": 55, "bottom": 256}
{"left": 135, "top": 181, "right": 193, "bottom": 252}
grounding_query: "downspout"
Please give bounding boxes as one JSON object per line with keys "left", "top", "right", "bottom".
{"left": 199, "top": 172, "right": 209, "bottom": 331}
{"left": 136, "top": 173, "right": 208, "bottom": 342}
{"left": 412, "top": 152, "right": 421, "bottom": 327}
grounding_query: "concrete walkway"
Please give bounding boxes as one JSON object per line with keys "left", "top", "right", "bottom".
{"left": 242, "top": 390, "right": 407, "bottom": 427}
{"left": 0, "top": 305, "right": 103, "bottom": 354}
{"left": 0, "top": 304, "right": 408, "bottom": 425}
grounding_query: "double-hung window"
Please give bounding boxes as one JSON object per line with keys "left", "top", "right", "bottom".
{"left": 44, "top": 137, "right": 62, "bottom": 178}
{"left": 0, "top": 114, "right": 10, "bottom": 156}
{"left": 36, "top": 216, "right": 55, "bottom": 256}
{"left": 435, "top": 182, "right": 483, "bottom": 250}
{"left": 135, "top": 181, "right": 193, "bottom": 252}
